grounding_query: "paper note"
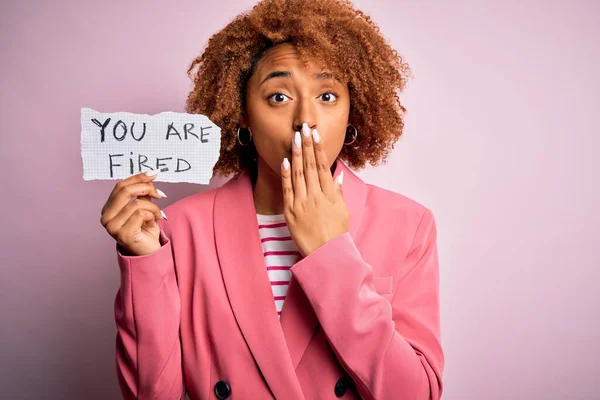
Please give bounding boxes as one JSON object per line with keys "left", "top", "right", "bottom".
{"left": 80, "top": 108, "right": 222, "bottom": 184}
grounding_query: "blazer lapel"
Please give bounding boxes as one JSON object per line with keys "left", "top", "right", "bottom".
{"left": 213, "top": 159, "right": 367, "bottom": 397}
{"left": 214, "top": 168, "right": 304, "bottom": 400}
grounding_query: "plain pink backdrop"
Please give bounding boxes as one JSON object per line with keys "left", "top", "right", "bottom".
{"left": 1, "top": 1, "right": 598, "bottom": 399}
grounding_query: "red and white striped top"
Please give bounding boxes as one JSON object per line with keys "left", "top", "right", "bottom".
{"left": 256, "top": 213, "right": 301, "bottom": 319}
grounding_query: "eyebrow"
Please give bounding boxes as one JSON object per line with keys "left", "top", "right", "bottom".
{"left": 259, "top": 71, "right": 334, "bottom": 87}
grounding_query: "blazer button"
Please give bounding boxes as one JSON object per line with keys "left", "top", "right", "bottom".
{"left": 214, "top": 380, "right": 231, "bottom": 399}
{"left": 334, "top": 377, "right": 347, "bottom": 397}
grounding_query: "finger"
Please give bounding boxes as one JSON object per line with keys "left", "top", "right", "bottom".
{"left": 118, "top": 209, "right": 157, "bottom": 245}
{"left": 336, "top": 170, "right": 345, "bottom": 194}
{"left": 101, "top": 182, "right": 165, "bottom": 227}
{"left": 311, "top": 128, "right": 334, "bottom": 195}
{"left": 291, "top": 131, "right": 307, "bottom": 199}
{"left": 105, "top": 199, "right": 165, "bottom": 239}
{"left": 134, "top": 194, "right": 155, "bottom": 228}
{"left": 281, "top": 157, "right": 294, "bottom": 210}
{"left": 300, "top": 123, "right": 320, "bottom": 195}
{"left": 103, "top": 168, "right": 165, "bottom": 214}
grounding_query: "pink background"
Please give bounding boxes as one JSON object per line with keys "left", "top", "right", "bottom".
{"left": 1, "top": 1, "right": 598, "bottom": 399}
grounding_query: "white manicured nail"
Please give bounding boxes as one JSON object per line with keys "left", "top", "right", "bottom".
{"left": 146, "top": 168, "right": 166, "bottom": 177}
{"left": 156, "top": 189, "right": 167, "bottom": 198}
{"left": 312, "top": 129, "right": 321, "bottom": 143}
{"left": 282, "top": 158, "right": 290, "bottom": 170}
{"left": 336, "top": 171, "right": 344, "bottom": 185}
{"left": 302, "top": 123, "right": 310, "bottom": 137}
{"left": 294, "top": 131, "right": 301, "bottom": 148}
{"left": 160, "top": 210, "right": 168, "bottom": 220}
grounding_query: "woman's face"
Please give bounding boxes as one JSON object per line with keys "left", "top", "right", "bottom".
{"left": 242, "top": 42, "right": 350, "bottom": 178}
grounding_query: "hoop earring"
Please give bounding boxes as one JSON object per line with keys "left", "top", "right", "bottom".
{"left": 344, "top": 125, "right": 358, "bottom": 145}
{"left": 237, "top": 126, "right": 252, "bottom": 146}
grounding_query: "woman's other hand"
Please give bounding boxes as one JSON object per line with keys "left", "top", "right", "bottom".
{"left": 100, "top": 170, "right": 168, "bottom": 256}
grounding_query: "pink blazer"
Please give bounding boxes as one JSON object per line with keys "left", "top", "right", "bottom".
{"left": 114, "top": 159, "right": 444, "bottom": 400}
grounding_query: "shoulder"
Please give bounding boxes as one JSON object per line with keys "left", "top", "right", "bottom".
{"left": 365, "top": 183, "right": 432, "bottom": 217}
{"left": 164, "top": 187, "right": 218, "bottom": 217}
{"left": 157, "top": 185, "right": 222, "bottom": 236}
{"left": 362, "top": 183, "right": 436, "bottom": 239}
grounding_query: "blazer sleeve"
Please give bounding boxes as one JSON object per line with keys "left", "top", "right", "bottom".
{"left": 290, "top": 208, "right": 444, "bottom": 400}
{"left": 113, "top": 221, "right": 185, "bottom": 400}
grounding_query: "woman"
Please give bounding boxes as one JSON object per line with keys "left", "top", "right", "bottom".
{"left": 101, "top": 0, "right": 444, "bottom": 398}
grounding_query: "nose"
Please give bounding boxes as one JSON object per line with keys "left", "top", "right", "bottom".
{"left": 292, "top": 99, "right": 317, "bottom": 133}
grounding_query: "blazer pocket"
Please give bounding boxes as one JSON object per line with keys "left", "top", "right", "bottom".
{"left": 373, "top": 276, "right": 394, "bottom": 296}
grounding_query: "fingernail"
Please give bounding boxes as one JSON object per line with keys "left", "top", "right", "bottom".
{"left": 160, "top": 210, "right": 168, "bottom": 220}
{"left": 302, "top": 123, "right": 310, "bottom": 137}
{"left": 294, "top": 131, "right": 301, "bottom": 148}
{"left": 156, "top": 189, "right": 167, "bottom": 198}
{"left": 146, "top": 168, "right": 167, "bottom": 177}
{"left": 337, "top": 171, "right": 344, "bottom": 185}
{"left": 312, "top": 129, "right": 321, "bottom": 143}
{"left": 282, "top": 158, "right": 290, "bottom": 170}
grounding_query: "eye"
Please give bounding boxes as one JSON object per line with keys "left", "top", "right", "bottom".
{"left": 320, "top": 92, "right": 338, "bottom": 102}
{"left": 268, "top": 93, "right": 290, "bottom": 103}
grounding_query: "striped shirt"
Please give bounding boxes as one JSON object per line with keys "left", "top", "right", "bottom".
{"left": 256, "top": 213, "right": 301, "bottom": 319}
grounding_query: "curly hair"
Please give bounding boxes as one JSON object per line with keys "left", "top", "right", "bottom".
{"left": 186, "top": 0, "right": 412, "bottom": 178}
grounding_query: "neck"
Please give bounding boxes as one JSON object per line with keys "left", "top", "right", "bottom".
{"left": 252, "top": 157, "right": 285, "bottom": 215}
{"left": 251, "top": 157, "right": 339, "bottom": 215}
